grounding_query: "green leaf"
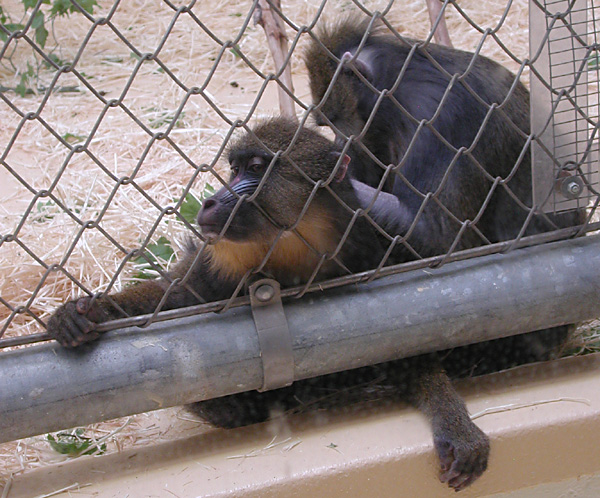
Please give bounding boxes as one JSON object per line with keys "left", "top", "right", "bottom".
{"left": 49, "top": 0, "right": 96, "bottom": 16}
{"left": 15, "top": 79, "right": 27, "bottom": 97}
{"left": 179, "top": 191, "right": 202, "bottom": 225}
{"left": 133, "top": 236, "right": 175, "bottom": 279}
{"left": 50, "top": 0, "right": 72, "bottom": 17}
{"left": 31, "top": 11, "right": 44, "bottom": 29}
{"left": 31, "top": 12, "right": 48, "bottom": 48}
{"left": 23, "top": 0, "right": 38, "bottom": 10}
{"left": 47, "top": 430, "right": 106, "bottom": 456}
{"left": 62, "top": 132, "right": 86, "bottom": 143}
{"left": 35, "top": 24, "right": 48, "bottom": 48}
{"left": 37, "top": 200, "right": 54, "bottom": 211}
{"left": 43, "top": 53, "right": 67, "bottom": 69}
{"left": 34, "top": 199, "right": 56, "bottom": 222}
{"left": 78, "top": 0, "right": 98, "bottom": 14}
{"left": 203, "top": 183, "right": 216, "bottom": 197}
{"left": 146, "top": 236, "right": 174, "bottom": 262}
{"left": 14, "top": 62, "right": 36, "bottom": 96}
{"left": 3, "top": 23, "right": 25, "bottom": 34}
{"left": 146, "top": 109, "right": 185, "bottom": 129}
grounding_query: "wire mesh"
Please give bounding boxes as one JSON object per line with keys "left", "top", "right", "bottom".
{"left": 1, "top": 0, "right": 599, "bottom": 349}
{"left": 531, "top": 0, "right": 600, "bottom": 212}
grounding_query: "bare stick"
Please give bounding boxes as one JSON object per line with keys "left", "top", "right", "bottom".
{"left": 426, "top": 0, "right": 453, "bottom": 47}
{"left": 254, "top": 0, "right": 297, "bottom": 120}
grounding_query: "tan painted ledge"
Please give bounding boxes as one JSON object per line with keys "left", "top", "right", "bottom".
{"left": 6, "top": 353, "right": 600, "bottom": 498}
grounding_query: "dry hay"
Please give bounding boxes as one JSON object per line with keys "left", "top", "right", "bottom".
{"left": 1, "top": 0, "right": 589, "bottom": 486}
{"left": 0, "top": 406, "right": 218, "bottom": 493}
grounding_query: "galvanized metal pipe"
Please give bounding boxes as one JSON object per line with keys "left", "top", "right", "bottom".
{"left": 2, "top": 234, "right": 600, "bottom": 443}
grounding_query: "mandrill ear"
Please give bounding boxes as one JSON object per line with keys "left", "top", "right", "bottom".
{"left": 330, "top": 152, "right": 351, "bottom": 182}
{"left": 341, "top": 50, "right": 374, "bottom": 82}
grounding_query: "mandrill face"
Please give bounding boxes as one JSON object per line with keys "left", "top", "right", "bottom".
{"left": 197, "top": 118, "right": 347, "bottom": 245}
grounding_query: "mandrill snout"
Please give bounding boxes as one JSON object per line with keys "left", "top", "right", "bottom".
{"left": 197, "top": 197, "right": 221, "bottom": 237}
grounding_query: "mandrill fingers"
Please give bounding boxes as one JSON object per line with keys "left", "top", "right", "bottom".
{"left": 46, "top": 297, "right": 101, "bottom": 348}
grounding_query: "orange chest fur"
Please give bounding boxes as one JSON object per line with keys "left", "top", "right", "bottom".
{"left": 207, "top": 217, "right": 340, "bottom": 285}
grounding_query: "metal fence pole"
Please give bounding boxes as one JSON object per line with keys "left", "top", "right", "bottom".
{"left": 1, "top": 234, "right": 600, "bottom": 444}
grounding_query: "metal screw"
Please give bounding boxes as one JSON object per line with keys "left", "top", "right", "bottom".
{"left": 254, "top": 284, "right": 275, "bottom": 302}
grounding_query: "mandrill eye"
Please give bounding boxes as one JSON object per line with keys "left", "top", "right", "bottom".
{"left": 230, "top": 161, "right": 240, "bottom": 177}
{"left": 247, "top": 157, "right": 266, "bottom": 175}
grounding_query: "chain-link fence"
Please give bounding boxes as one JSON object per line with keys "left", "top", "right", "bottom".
{"left": 1, "top": 0, "right": 599, "bottom": 350}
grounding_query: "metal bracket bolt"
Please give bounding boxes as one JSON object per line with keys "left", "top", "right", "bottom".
{"left": 249, "top": 278, "right": 295, "bottom": 392}
{"left": 254, "top": 283, "right": 276, "bottom": 302}
{"left": 559, "top": 176, "right": 584, "bottom": 200}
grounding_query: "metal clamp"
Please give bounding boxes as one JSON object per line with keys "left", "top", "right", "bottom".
{"left": 249, "top": 278, "right": 294, "bottom": 392}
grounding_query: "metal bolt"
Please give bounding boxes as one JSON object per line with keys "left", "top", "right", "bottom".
{"left": 567, "top": 181, "right": 582, "bottom": 196}
{"left": 560, "top": 176, "right": 584, "bottom": 200}
{"left": 254, "top": 284, "right": 275, "bottom": 302}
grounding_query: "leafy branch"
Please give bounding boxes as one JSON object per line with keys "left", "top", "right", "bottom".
{"left": 0, "top": 0, "right": 97, "bottom": 96}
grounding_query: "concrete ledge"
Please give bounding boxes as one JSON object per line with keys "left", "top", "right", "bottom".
{"left": 6, "top": 353, "right": 600, "bottom": 497}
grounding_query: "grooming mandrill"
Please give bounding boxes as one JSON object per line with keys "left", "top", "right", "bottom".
{"left": 304, "top": 15, "right": 584, "bottom": 377}
{"left": 48, "top": 118, "right": 489, "bottom": 491}
{"left": 305, "top": 16, "right": 584, "bottom": 252}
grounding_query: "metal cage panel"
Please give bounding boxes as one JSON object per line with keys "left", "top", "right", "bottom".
{"left": 530, "top": 0, "right": 600, "bottom": 212}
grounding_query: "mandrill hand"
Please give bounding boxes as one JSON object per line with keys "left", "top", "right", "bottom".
{"left": 46, "top": 296, "right": 107, "bottom": 348}
{"left": 434, "top": 415, "right": 490, "bottom": 491}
